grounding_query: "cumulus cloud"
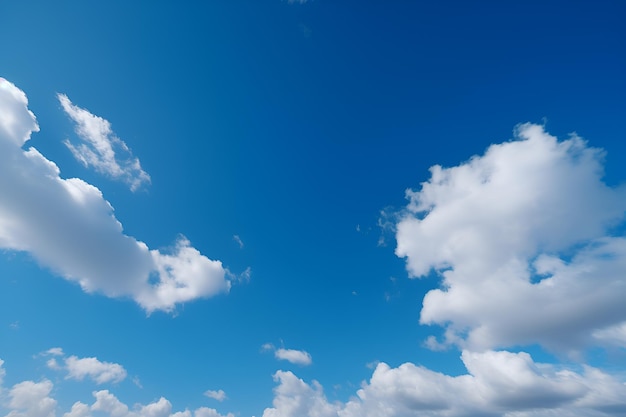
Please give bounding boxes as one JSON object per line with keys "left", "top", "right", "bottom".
{"left": 5, "top": 380, "right": 57, "bottom": 417}
{"left": 263, "top": 371, "right": 338, "bottom": 417}
{"left": 1, "top": 356, "right": 236, "bottom": 417}
{"left": 43, "top": 348, "right": 126, "bottom": 384}
{"left": 90, "top": 391, "right": 234, "bottom": 417}
{"left": 204, "top": 389, "right": 227, "bottom": 402}
{"left": 63, "top": 402, "right": 91, "bottom": 417}
{"left": 395, "top": 124, "right": 626, "bottom": 352}
{"left": 194, "top": 408, "right": 234, "bottom": 417}
{"left": 64, "top": 356, "right": 127, "bottom": 384}
{"left": 0, "top": 78, "right": 230, "bottom": 313}
{"left": 58, "top": 93, "right": 150, "bottom": 191}
{"left": 263, "top": 350, "right": 626, "bottom": 417}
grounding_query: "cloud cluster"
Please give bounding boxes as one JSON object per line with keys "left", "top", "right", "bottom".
{"left": 262, "top": 350, "right": 626, "bottom": 417}
{"left": 260, "top": 124, "right": 626, "bottom": 417}
{"left": 395, "top": 124, "right": 626, "bottom": 353}
{"left": 0, "top": 359, "right": 234, "bottom": 417}
{"left": 0, "top": 78, "right": 230, "bottom": 313}
{"left": 58, "top": 93, "right": 150, "bottom": 191}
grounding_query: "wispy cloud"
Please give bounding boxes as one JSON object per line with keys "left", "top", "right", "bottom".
{"left": 233, "top": 235, "right": 244, "bottom": 249}
{"left": 204, "top": 389, "right": 227, "bottom": 402}
{"left": 0, "top": 78, "right": 230, "bottom": 313}
{"left": 58, "top": 93, "right": 150, "bottom": 191}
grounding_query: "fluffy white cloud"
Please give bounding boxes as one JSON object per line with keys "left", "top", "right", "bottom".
{"left": 0, "top": 78, "right": 230, "bottom": 313}
{"left": 58, "top": 93, "right": 150, "bottom": 191}
{"left": 64, "top": 356, "right": 127, "bottom": 384}
{"left": 263, "top": 371, "right": 339, "bottom": 417}
{"left": 263, "top": 350, "right": 626, "bottom": 417}
{"left": 43, "top": 348, "right": 126, "bottom": 385}
{"left": 193, "top": 408, "right": 234, "bottom": 417}
{"left": 0, "top": 357, "right": 236, "bottom": 417}
{"left": 90, "top": 391, "right": 234, "bottom": 417}
{"left": 5, "top": 380, "right": 57, "bottom": 417}
{"left": 275, "top": 348, "right": 313, "bottom": 366}
{"left": 395, "top": 124, "right": 626, "bottom": 352}
{"left": 204, "top": 389, "right": 227, "bottom": 402}
{"left": 63, "top": 403, "right": 91, "bottom": 417}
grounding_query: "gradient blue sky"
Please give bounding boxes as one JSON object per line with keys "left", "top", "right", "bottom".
{"left": 1, "top": 1, "right": 625, "bottom": 417}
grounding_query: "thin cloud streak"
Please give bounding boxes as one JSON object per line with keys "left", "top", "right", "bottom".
{"left": 58, "top": 93, "right": 150, "bottom": 191}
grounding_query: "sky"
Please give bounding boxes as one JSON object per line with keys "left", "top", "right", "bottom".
{"left": 0, "top": 1, "right": 625, "bottom": 416}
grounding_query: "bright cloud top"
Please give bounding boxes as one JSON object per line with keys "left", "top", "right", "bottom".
{"left": 395, "top": 124, "right": 626, "bottom": 353}
{"left": 0, "top": 78, "right": 230, "bottom": 312}
{"left": 58, "top": 93, "right": 150, "bottom": 191}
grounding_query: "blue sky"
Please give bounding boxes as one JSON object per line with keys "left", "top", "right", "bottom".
{"left": 1, "top": 1, "right": 625, "bottom": 416}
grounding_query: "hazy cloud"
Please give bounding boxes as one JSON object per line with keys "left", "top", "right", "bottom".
{"left": 204, "top": 389, "right": 227, "bottom": 402}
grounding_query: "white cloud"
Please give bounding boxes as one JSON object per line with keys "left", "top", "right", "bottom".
{"left": 233, "top": 235, "right": 244, "bottom": 249}
{"left": 6, "top": 380, "right": 57, "bottom": 417}
{"left": 90, "top": 391, "right": 234, "bottom": 417}
{"left": 194, "top": 408, "right": 234, "bottom": 417}
{"left": 58, "top": 93, "right": 150, "bottom": 191}
{"left": 65, "top": 356, "right": 127, "bottom": 384}
{"left": 0, "top": 358, "right": 5, "bottom": 387}
{"left": 274, "top": 348, "right": 312, "bottom": 366}
{"left": 42, "top": 349, "right": 126, "bottom": 386}
{"left": 0, "top": 78, "right": 230, "bottom": 313}
{"left": 262, "top": 371, "right": 339, "bottom": 417}
{"left": 0, "top": 358, "right": 236, "bottom": 417}
{"left": 63, "top": 403, "right": 91, "bottom": 417}
{"left": 395, "top": 124, "right": 626, "bottom": 353}
{"left": 46, "top": 358, "right": 61, "bottom": 370}
{"left": 91, "top": 390, "right": 131, "bottom": 417}
{"left": 204, "top": 389, "right": 227, "bottom": 402}
{"left": 45, "top": 347, "right": 65, "bottom": 356}
{"left": 263, "top": 350, "right": 626, "bottom": 417}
